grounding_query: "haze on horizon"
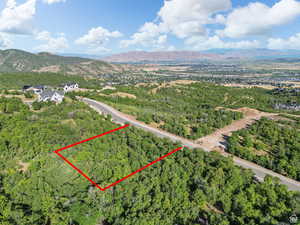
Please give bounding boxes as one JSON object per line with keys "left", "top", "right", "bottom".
{"left": 1, "top": 0, "right": 300, "bottom": 55}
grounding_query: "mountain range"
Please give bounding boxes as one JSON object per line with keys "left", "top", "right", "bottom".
{"left": 0, "top": 49, "right": 130, "bottom": 75}
{"left": 102, "top": 49, "right": 300, "bottom": 63}
{"left": 1, "top": 49, "right": 300, "bottom": 76}
{"left": 102, "top": 51, "right": 223, "bottom": 63}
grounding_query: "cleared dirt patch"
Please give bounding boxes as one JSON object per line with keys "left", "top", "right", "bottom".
{"left": 223, "top": 83, "right": 276, "bottom": 90}
{"left": 150, "top": 80, "right": 198, "bottom": 94}
{"left": 18, "top": 161, "right": 30, "bottom": 172}
{"left": 196, "top": 107, "right": 277, "bottom": 150}
{"left": 61, "top": 119, "right": 77, "bottom": 127}
{"left": 0, "top": 94, "right": 37, "bottom": 104}
{"left": 110, "top": 92, "right": 137, "bottom": 99}
{"left": 33, "top": 65, "right": 61, "bottom": 73}
{"left": 102, "top": 86, "right": 116, "bottom": 91}
{"left": 205, "top": 204, "right": 224, "bottom": 215}
{"left": 150, "top": 121, "right": 165, "bottom": 128}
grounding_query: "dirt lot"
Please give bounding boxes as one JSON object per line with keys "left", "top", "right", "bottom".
{"left": 223, "top": 83, "right": 276, "bottom": 90}
{"left": 196, "top": 107, "right": 277, "bottom": 151}
{"left": 149, "top": 80, "right": 199, "bottom": 94}
{"left": 18, "top": 161, "right": 30, "bottom": 172}
{"left": 0, "top": 94, "right": 37, "bottom": 103}
{"left": 110, "top": 92, "right": 137, "bottom": 99}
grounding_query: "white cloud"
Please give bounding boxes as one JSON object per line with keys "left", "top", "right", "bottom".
{"left": 220, "top": 0, "right": 300, "bottom": 38}
{"left": 154, "top": 44, "right": 176, "bottom": 51}
{"left": 75, "top": 27, "right": 122, "bottom": 53}
{"left": 86, "top": 46, "right": 112, "bottom": 54}
{"left": 0, "top": 0, "right": 36, "bottom": 34}
{"left": 76, "top": 27, "right": 122, "bottom": 46}
{"left": 120, "top": 22, "right": 167, "bottom": 48}
{"left": 158, "top": 0, "right": 231, "bottom": 38}
{"left": 35, "top": 31, "right": 68, "bottom": 52}
{"left": 43, "top": 0, "right": 66, "bottom": 4}
{"left": 121, "top": 0, "right": 231, "bottom": 48}
{"left": 268, "top": 33, "right": 300, "bottom": 50}
{"left": 0, "top": 33, "right": 12, "bottom": 48}
{"left": 157, "top": 35, "right": 167, "bottom": 44}
{"left": 186, "top": 35, "right": 261, "bottom": 50}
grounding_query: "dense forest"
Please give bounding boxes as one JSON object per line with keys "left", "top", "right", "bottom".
{"left": 227, "top": 117, "right": 300, "bottom": 181}
{"left": 73, "top": 82, "right": 299, "bottom": 140}
{"left": 0, "top": 97, "right": 299, "bottom": 225}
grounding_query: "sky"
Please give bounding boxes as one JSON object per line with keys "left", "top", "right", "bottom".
{"left": 1, "top": 0, "right": 300, "bottom": 55}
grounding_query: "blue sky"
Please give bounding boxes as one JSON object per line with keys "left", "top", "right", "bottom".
{"left": 1, "top": 0, "right": 300, "bottom": 55}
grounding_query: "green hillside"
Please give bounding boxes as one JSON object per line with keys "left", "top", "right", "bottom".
{"left": 0, "top": 49, "right": 121, "bottom": 75}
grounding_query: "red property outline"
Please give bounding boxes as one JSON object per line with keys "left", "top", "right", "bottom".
{"left": 53, "top": 124, "right": 184, "bottom": 191}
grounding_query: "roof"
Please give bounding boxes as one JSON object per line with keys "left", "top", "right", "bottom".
{"left": 23, "top": 85, "right": 32, "bottom": 89}
{"left": 55, "top": 91, "right": 64, "bottom": 96}
{"left": 62, "top": 82, "right": 78, "bottom": 86}
{"left": 34, "top": 85, "right": 45, "bottom": 89}
{"left": 39, "top": 90, "right": 64, "bottom": 99}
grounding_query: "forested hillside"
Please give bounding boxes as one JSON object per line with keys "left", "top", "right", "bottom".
{"left": 73, "top": 82, "right": 300, "bottom": 140}
{"left": 227, "top": 117, "right": 300, "bottom": 181}
{"left": 0, "top": 49, "right": 127, "bottom": 75}
{"left": 0, "top": 97, "right": 299, "bottom": 225}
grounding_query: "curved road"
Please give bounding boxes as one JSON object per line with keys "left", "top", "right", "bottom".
{"left": 81, "top": 97, "right": 300, "bottom": 191}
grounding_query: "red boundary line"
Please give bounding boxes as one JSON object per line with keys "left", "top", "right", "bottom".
{"left": 53, "top": 124, "right": 184, "bottom": 191}
{"left": 54, "top": 124, "right": 130, "bottom": 153}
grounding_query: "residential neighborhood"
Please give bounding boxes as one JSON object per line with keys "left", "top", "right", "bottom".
{"left": 23, "top": 83, "right": 79, "bottom": 103}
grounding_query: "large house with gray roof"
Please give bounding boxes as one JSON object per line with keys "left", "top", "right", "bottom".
{"left": 38, "top": 90, "right": 64, "bottom": 103}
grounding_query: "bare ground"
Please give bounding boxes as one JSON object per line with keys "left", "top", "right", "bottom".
{"left": 196, "top": 108, "right": 277, "bottom": 151}
{"left": 110, "top": 92, "right": 137, "bottom": 99}
{"left": 18, "top": 161, "right": 30, "bottom": 172}
{"left": 223, "top": 83, "right": 276, "bottom": 90}
{"left": 149, "top": 80, "right": 198, "bottom": 94}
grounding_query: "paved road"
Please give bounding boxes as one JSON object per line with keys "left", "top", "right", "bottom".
{"left": 81, "top": 97, "right": 300, "bottom": 191}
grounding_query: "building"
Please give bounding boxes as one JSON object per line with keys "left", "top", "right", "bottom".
{"left": 274, "top": 103, "right": 300, "bottom": 111}
{"left": 38, "top": 90, "right": 64, "bottom": 103}
{"left": 22, "top": 85, "right": 32, "bottom": 91}
{"left": 62, "top": 83, "right": 79, "bottom": 93}
{"left": 23, "top": 85, "right": 45, "bottom": 94}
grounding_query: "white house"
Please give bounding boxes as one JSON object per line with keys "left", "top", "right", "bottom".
{"left": 62, "top": 83, "right": 79, "bottom": 93}
{"left": 38, "top": 90, "right": 64, "bottom": 103}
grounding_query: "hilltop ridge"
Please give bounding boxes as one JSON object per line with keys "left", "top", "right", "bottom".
{"left": 0, "top": 49, "right": 128, "bottom": 75}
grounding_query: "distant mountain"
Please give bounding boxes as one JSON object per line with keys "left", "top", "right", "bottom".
{"left": 203, "top": 48, "right": 300, "bottom": 59}
{"left": 0, "top": 49, "right": 129, "bottom": 75}
{"left": 2, "top": 49, "right": 300, "bottom": 75}
{"left": 59, "top": 53, "right": 105, "bottom": 59}
{"left": 103, "top": 51, "right": 224, "bottom": 63}
{"left": 104, "top": 49, "right": 300, "bottom": 63}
